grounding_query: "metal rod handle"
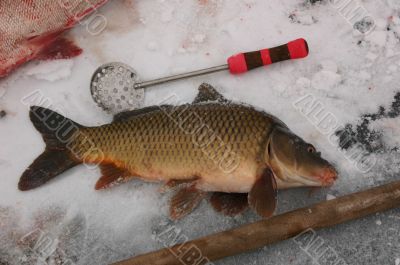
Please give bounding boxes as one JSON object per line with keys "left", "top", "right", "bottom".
{"left": 135, "top": 64, "right": 229, "bottom": 89}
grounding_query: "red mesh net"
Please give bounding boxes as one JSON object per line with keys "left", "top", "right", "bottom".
{"left": 0, "top": 0, "right": 107, "bottom": 76}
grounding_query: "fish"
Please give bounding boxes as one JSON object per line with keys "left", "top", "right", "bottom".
{"left": 19, "top": 83, "right": 338, "bottom": 219}
{"left": 0, "top": 0, "right": 109, "bottom": 77}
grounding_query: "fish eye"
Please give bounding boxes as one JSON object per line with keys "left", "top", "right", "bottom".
{"left": 307, "top": 145, "right": 316, "bottom": 153}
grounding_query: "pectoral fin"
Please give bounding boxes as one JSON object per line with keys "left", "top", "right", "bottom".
{"left": 210, "top": 192, "right": 248, "bottom": 216}
{"left": 95, "top": 164, "right": 133, "bottom": 190}
{"left": 248, "top": 168, "right": 277, "bottom": 218}
{"left": 170, "top": 185, "right": 205, "bottom": 220}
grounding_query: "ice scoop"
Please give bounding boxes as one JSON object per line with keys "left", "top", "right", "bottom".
{"left": 90, "top": 38, "right": 309, "bottom": 113}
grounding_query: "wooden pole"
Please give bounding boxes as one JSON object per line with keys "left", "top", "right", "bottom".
{"left": 111, "top": 180, "right": 400, "bottom": 265}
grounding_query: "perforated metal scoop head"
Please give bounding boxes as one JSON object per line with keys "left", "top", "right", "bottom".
{"left": 90, "top": 62, "right": 145, "bottom": 113}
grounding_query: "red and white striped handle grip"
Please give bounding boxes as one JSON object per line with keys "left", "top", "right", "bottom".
{"left": 227, "top": 38, "right": 309, "bottom": 74}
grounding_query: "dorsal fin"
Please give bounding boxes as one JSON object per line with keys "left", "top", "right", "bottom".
{"left": 193, "top": 83, "right": 228, "bottom": 104}
{"left": 113, "top": 105, "right": 170, "bottom": 122}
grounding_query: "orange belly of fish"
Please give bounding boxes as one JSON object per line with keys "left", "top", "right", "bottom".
{"left": 84, "top": 153, "right": 261, "bottom": 193}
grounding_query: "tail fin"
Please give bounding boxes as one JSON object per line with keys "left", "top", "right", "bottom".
{"left": 19, "top": 106, "right": 83, "bottom": 191}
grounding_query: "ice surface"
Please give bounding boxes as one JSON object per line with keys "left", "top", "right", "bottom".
{"left": 1, "top": 0, "right": 400, "bottom": 264}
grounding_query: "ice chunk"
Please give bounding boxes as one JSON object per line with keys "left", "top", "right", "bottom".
{"left": 311, "top": 70, "right": 341, "bottom": 90}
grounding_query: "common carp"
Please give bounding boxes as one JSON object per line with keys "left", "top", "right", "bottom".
{"left": 19, "top": 84, "right": 338, "bottom": 219}
{"left": 0, "top": 0, "right": 109, "bottom": 77}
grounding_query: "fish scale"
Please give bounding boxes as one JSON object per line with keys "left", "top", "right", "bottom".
{"left": 70, "top": 103, "right": 275, "bottom": 189}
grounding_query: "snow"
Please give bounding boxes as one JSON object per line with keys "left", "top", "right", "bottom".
{"left": 25, "top": 60, "right": 74, "bottom": 82}
{"left": 311, "top": 69, "right": 342, "bottom": 90}
{"left": 369, "top": 117, "right": 400, "bottom": 147}
{"left": 366, "top": 30, "right": 388, "bottom": 47}
{"left": 146, "top": 41, "right": 159, "bottom": 51}
{"left": 1, "top": 0, "right": 400, "bottom": 264}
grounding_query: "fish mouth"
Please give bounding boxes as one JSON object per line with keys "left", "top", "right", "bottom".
{"left": 312, "top": 167, "right": 338, "bottom": 187}
{"left": 274, "top": 161, "right": 338, "bottom": 188}
{"left": 281, "top": 174, "right": 326, "bottom": 187}
{"left": 288, "top": 167, "right": 338, "bottom": 187}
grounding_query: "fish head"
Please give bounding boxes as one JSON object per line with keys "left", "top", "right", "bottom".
{"left": 266, "top": 126, "right": 337, "bottom": 188}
